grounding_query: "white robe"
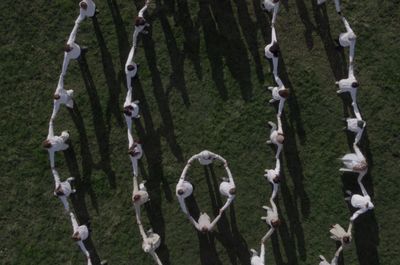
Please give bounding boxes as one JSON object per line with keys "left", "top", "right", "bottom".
{"left": 70, "top": 212, "right": 90, "bottom": 260}
{"left": 267, "top": 116, "right": 283, "bottom": 157}
{"left": 61, "top": 21, "right": 81, "bottom": 75}
{"left": 340, "top": 144, "right": 367, "bottom": 172}
{"left": 264, "top": 26, "right": 279, "bottom": 75}
{"left": 77, "top": 0, "right": 96, "bottom": 22}
{"left": 176, "top": 180, "right": 193, "bottom": 214}
{"left": 346, "top": 118, "right": 365, "bottom": 144}
{"left": 264, "top": 158, "right": 280, "bottom": 199}
{"left": 339, "top": 16, "right": 356, "bottom": 62}
{"left": 250, "top": 243, "right": 265, "bottom": 265}
{"left": 219, "top": 165, "right": 236, "bottom": 211}
{"left": 270, "top": 76, "right": 287, "bottom": 116}
{"left": 51, "top": 75, "right": 74, "bottom": 120}
{"left": 53, "top": 168, "right": 74, "bottom": 212}
{"left": 189, "top": 212, "right": 222, "bottom": 232}
{"left": 46, "top": 121, "right": 69, "bottom": 168}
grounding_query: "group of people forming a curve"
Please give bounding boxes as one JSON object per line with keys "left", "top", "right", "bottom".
{"left": 250, "top": 0, "right": 285, "bottom": 264}
{"left": 176, "top": 150, "right": 236, "bottom": 233}
{"left": 42, "top": 1, "right": 103, "bottom": 265}
{"left": 122, "top": 1, "right": 163, "bottom": 264}
{"left": 316, "top": 1, "right": 374, "bottom": 264}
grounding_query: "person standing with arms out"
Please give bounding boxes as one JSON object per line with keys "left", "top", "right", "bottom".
{"left": 219, "top": 164, "right": 236, "bottom": 212}
{"left": 70, "top": 212, "right": 92, "bottom": 265}
{"left": 42, "top": 121, "right": 69, "bottom": 168}
{"left": 268, "top": 76, "right": 289, "bottom": 116}
{"left": 264, "top": 26, "right": 280, "bottom": 76}
{"left": 52, "top": 168, "right": 75, "bottom": 213}
{"left": 267, "top": 115, "right": 284, "bottom": 157}
{"left": 51, "top": 74, "right": 74, "bottom": 121}
{"left": 264, "top": 158, "right": 281, "bottom": 200}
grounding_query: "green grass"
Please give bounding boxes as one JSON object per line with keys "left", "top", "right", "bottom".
{"left": 1, "top": 0, "right": 399, "bottom": 264}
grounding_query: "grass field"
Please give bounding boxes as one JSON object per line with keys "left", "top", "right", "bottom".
{"left": 1, "top": 0, "right": 399, "bottom": 264}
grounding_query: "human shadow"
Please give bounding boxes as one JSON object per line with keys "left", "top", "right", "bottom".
{"left": 311, "top": 2, "right": 347, "bottom": 81}
{"left": 63, "top": 142, "right": 102, "bottom": 265}
{"left": 209, "top": 0, "right": 253, "bottom": 101}
{"left": 92, "top": 16, "right": 124, "bottom": 128}
{"left": 206, "top": 165, "right": 251, "bottom": 265}
{"left": 154, "top": 0, "right": 190, "bottom": 107}
{"left": 251, "top": 0, "right": 270, "bottom": 43}
{"left": 235, "top": 0, "right": 264, "bottom": 82}
{"left": 295, "top": 0, "right": 316, "bottom": 50}
{"left": 174, "top": 0, "right": 202, "bottom": 79}
{"left": 139, "top": 26, "right": 184, "bottom": 163}
{"left": 198, "top": 0, "right": 228, "bottom": 100}
{"left": 67, "top": 104, "right": 98, "bottom": 212}
{"left": 78, "top": 54, "right": 117, "bottom": 188}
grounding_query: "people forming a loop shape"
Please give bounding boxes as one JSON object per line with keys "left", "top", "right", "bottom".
{"left": 176, "top": 150, "right": 236, "bottom": 233}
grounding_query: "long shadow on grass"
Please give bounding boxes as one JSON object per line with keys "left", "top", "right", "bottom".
{"left": 92, "top": 16, "right": 124, "bottom": 128}
{"left": 251, "top": 0, "right": 270, "bottom": 44}
{"left": 209, "top": 0, "right": 253, "bottom": 101}
{"left": 67, "top": 105, "right": 98, "bottom": 212}
{"left": 63, "top": 142, "right": 102, "bottom": 265}
{"left": 338, "top": 96, "right": 380, "bottom": 265}
{"left": 155, "top": 0, "right": 190, "bottom": 107}
{"left": 174, "top": 0, "right": 202, "bottom": 79}
{"left": 78, "top": 54, "right": 117, "bottom": 188}
{"left": 295, "top": 0, "right": 316, "bottom": 50}
{"left": 311, "top": 2, "right": 347, "bottom": 80}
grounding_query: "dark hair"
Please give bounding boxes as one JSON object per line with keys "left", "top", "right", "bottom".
{"left": 343, "top": 236, "right": 350, "bottom": 243}
{"left": 64, "top": 44, "right": 72, "bottom": 52}
{"left": 357, "top": 120, "right": 365, "bottom": 128}
{"left": 271, "top": 219, "right": 281, "bottom": 228}
{"left": 133, "top": 194, "right": 141, "bottom": 201}
{"left": 54, "top": 94, "right": 61, "bottom": 100}
{"left": 55, "top": 188, "right": 64, "bottom": 196}
{"left": 229, "top": 188, "right": 236, "bottom": 195}
{"left": 351, "top": 82, "right": 359, "bottom": 88}
{"left": 278, "top": 89, "right": 289, "bottom": 98}
{"left": 127, "top": 64, "right": 136, "bottom": 71}
{"left": 123, "top": 107, "right": 132, "bottom": 116}
{"left": 273, "top": 175, "right": 281, "bottom": 184}
{"left": 135, "top": 17, "right": 146, "bottom": 26}
{"left": 201, "top": 227, "right": 208, "bottom": 233}
{"left": 177, "top": 189, "right": 184, "bottom": 195}
{"left": 269, "top": 42, "right": 280, "bottom": 57}
{"left": 42, "top": 140, "right": 52, "bottom": 149}
{"left": 80, "top": 1, "right": 88, "bottom": 9}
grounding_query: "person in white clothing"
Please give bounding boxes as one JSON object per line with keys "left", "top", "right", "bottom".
{"left": 132, "top": 176, "right": 149, "bottom": 219}
{"left": 70, "top": 212, "right": 91, "bottom": 264}
{"left": 52, "top": 168, "right": 75, "bottom": 212}
{"left": 343, "top": 118, "right": 366, "bottom": 144}
{"left": 250, "top": 242, "right": 265, "bottom": 265}
{"left": 127, "top": 134, "right": 143, "bottom": 176}
{"left": 42, "top": 121, "right": 69, "bottom": 168}
{"left": 176, "top": 179, "right": 194, "bottom": 214}
{"left": 77, "top": 0, "right": 97, "bottom": 23}
{"left": 137, "top": 222, "right": 163, "bottom": 265}
{"left": 264, "top": 26, "right": 279, "bottom": 75}
{"left": 319, "top": 246, "right": 343, "bottom": 265}
{"left": 264, "top": 158, "right": 281, "bottom": 200}
{"left": 267, "top": 116, "right": 284, "bottom": 157}
{"left": 340, "top": 144, "right": 367, "bottom": 173}
{"left": 330, "top": 222, "right": 352, "bottom": 248}
{"left": 268, "top": 76, "right": 289, "bottom": 116}
{"left": 345, "top": 173, "right": 374, "bottom": 221}
{"left": 338, "top": 16, "right": 356, "bottom": 62}
{"left": 317, "top": 0, "right": 341, "bottom": 14}
{"left": 123, "top": 88, "right": 140, "bottom": 130}
{"left": 133, "top": 0, "right": 151, "bottom": 42}
{"left": 219, "top": 164, "right": 236, "bottom": 211}
{"left": 197, "top": 150, "right": 223, "bottom": 166}
{"left": 51, "top": 75, "right": 74, "bottom": 121}
{"left": 61, "top": 18, "right": 83, "bottom": 76}
{"left": 260, "top": 0, "right": 280, "bottom": 25}
{"left": 261, "top": 198, "right": 280, "bottom": 242}
{"left": 188, "top": 211, "right": 223, "bottom": 233}
{"left": 125, "top": 49, "right": 139, "bottom": 90}
{"left": 336, "top": 61, "right": 358, "bottom": 105}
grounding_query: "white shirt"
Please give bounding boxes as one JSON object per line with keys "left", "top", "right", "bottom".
{"left": 189, "top": 212, "right": 222, "bottom": 232}
{"left": 51, "top": 75, "right": 74, "bottom": 120}
{"left": 250, "top": 244, "right": 265, "bottom": 265}
{"left": 339, "top": 17, "right": 356, "bottom": 62}
{"left": 264, "top": 158, "right": 280, "bottom": 199}
{"left": 53, "top": 169, "right": 72, "bottom": 211}
{"left": 268, "top": 116, "right": 284, "bottom": 156}
{"left": 125, "top": 47, "right": 138, "bottom": 90}
{"left": 219, "top": 165, "right": 236, "bottom": 211}
{"left": 46, "top": 122, "right": 69, "bottom": 168}
{"left": 61, "top": 21, "right": 81, "bottom": 75}
{"left": 264, "top": 26, "right": 279, "bottom": 75}
{"left": 176, "top": 180, "right": 193, "bottom": 214}
{"left": 128, "top": 134, "right": 143, "bottom": 176}
{"left": 346, "top": 118, "right": 365, "bottom": 144}
{"left": 340, "top": 145, "right": 367, "bottom": 172}
{"left": 261, "top": 199, "right": 278, "bottom": 242}
{"left": 77, "top": 0, "right": 96, "bottom": 22}
{"left": 123, "top": 88, "right": 140, "bottom": 129}
{"left": 350, "top": 194, "right": 374, "bottom": 221}
{"left": 70, "top": 212, "right": 90, "bottom": 258}
{"left": 272, "top": 76, "right": 287, "bottom": 116}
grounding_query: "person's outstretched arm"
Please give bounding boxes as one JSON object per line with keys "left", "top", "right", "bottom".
{"left": 124, "top": 87, "right": 132, "bottom": 106}
{"left": 178, "top": 196, "right": 189, "bottom": 214}
{"left": 260, "top": 242, "right": 266, "bottom": 264}
{"left": 331, "top": 246, "right": 342, "bottom": 265}
{"left": 271, "top": 4, "right": 279, "bottom": 25}
{"left": 271, "top": 183, "right": 279, "bottom": 200}
{"left": 188, "top": 215, "right": 201, "bottom": 231}
{"left": 357, "top": 171, "right": 368, "bottom": 197}
{"left": 77, "top": 241, "right": 90, "bottom": 259}
{"left": 341, "top": 17, "right": 352, "bottom": 33}
{"left": 350, "top": 208, "right": 367, "bottom": 222}
{"left": 70, "top": 212, "right": 79, "bottom": 231}
{"left": 354, "top": 128, "right": 364, "bottom": 145}
{"left": 209, "top": 213, "right": 222, "bottom": 230}
{"left": 47, "top": 120, "right": 54, "bottom": 139}
{"left": 138, "top": 0, "right": 149, "bottom": 17}
{"left": 353, "top": 144, "right": 366, "bottom": 161}
{"left": 270, "top": 196, "right": 278, "bottom": 213}
{"left": 275, "top": 158, "right": 281, "bottom": 173}
{"left": 52, "top": 168, "right": 61, "bottom": 189}
{"left": 271, "top": 26, "right": 277, "bottom": 43}
{"left": 347, "top": 222, "right": 353, "bottom": 234}
{"left": 137, "top": 222, "right": 148, "bottom": 240}
{"left": 261, "top": 227, "right": 275, "bottom": 242}
{"left": 220, "top": 196, "right": 235, "bottom": 212}
{"left": 67, "top": 22, "right": 80, "bottom": 45}
{"left": 60, "top": 196, "right": 70, "bottom": 212}
{"left": 277, "top": 115, "right": 283, "bottom": 134}
{"left": 278, "top": 98, "right": 285, "bottom": 116}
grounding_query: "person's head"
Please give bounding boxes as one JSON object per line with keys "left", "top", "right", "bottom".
{"left": 54, "top": 185, "right": 64, "bottom": 196}
{"left": 229, "top": 188, "right": 236, "bottom": 195}
{"left": 79, "top": 1, "right": 88, "bottom": 10}
{"left": 351, "top": 82, "right": 359, "bottom": 88}
{"left": 135, "top": 17, "right": 146, "bottom": 27}
{"left": 128, "top": 146, "right": 138, "bottom": 157}
{"left": 64, "top": 44, "right": 73, "bottom": 53}
{"left": 343, "top": 236, "right": 351, "bottom": 244}
{"left": 278, "top": 89, "right": 289, "bottom": 98}
{"left": 54, "top": 94, "right": 60, "bottom": 100}
{"left": 133, "top": 194, "right": 141, "bottom": 202}
{"left": 42, "top": 140, "right": 52, "bottom": 149}
{"left": 72, "top": 231, "right": 81, "bottom": 241}
{"left": 123, "top": 105, "right": 134, "bottom": 116}
{"left": 276, "top": 133, "right": 285, "bottom": 144}
{"left": 126, "top": 64, "right": 136, "bottom": 72}
{"left": 357, "top": 120, "right": 366, "bottom": 129}
{"left": 201, "top": 227, "right": 208, "bottom": 233}
{"left": 269, "top": 42, "right": 280, "bottom": 57}
{"left": 272, "top": 0, "right": 280, "bottom": 3}
{"left": 271, "top": 219, "right": 281, "bottom": 228}
{"left": 177, "top": 189, "right": 185, "bottom": 196}
{"left": 354, "top": 161, "right": 368, "bottom": 171}
{"left": 273, "top": 175, "right": 281, "bottom": 184}
{"left": 200, "top": 150, "right": 212, "bottom": 160}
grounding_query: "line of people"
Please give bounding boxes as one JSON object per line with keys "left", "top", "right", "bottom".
{"left": 42, "top": 1, "right": 99, "bottom": 265}
{"left": 176, "top": 150, "right": 237, "bottom": 235}
{"left": 250, "top": 1, "right": 284, "bottom": 264}
{"left": 123, "top": 1, "right": 163, "bottom": 264}
{"left": 317, "top": 1, "right": 374, "bottom": 264}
